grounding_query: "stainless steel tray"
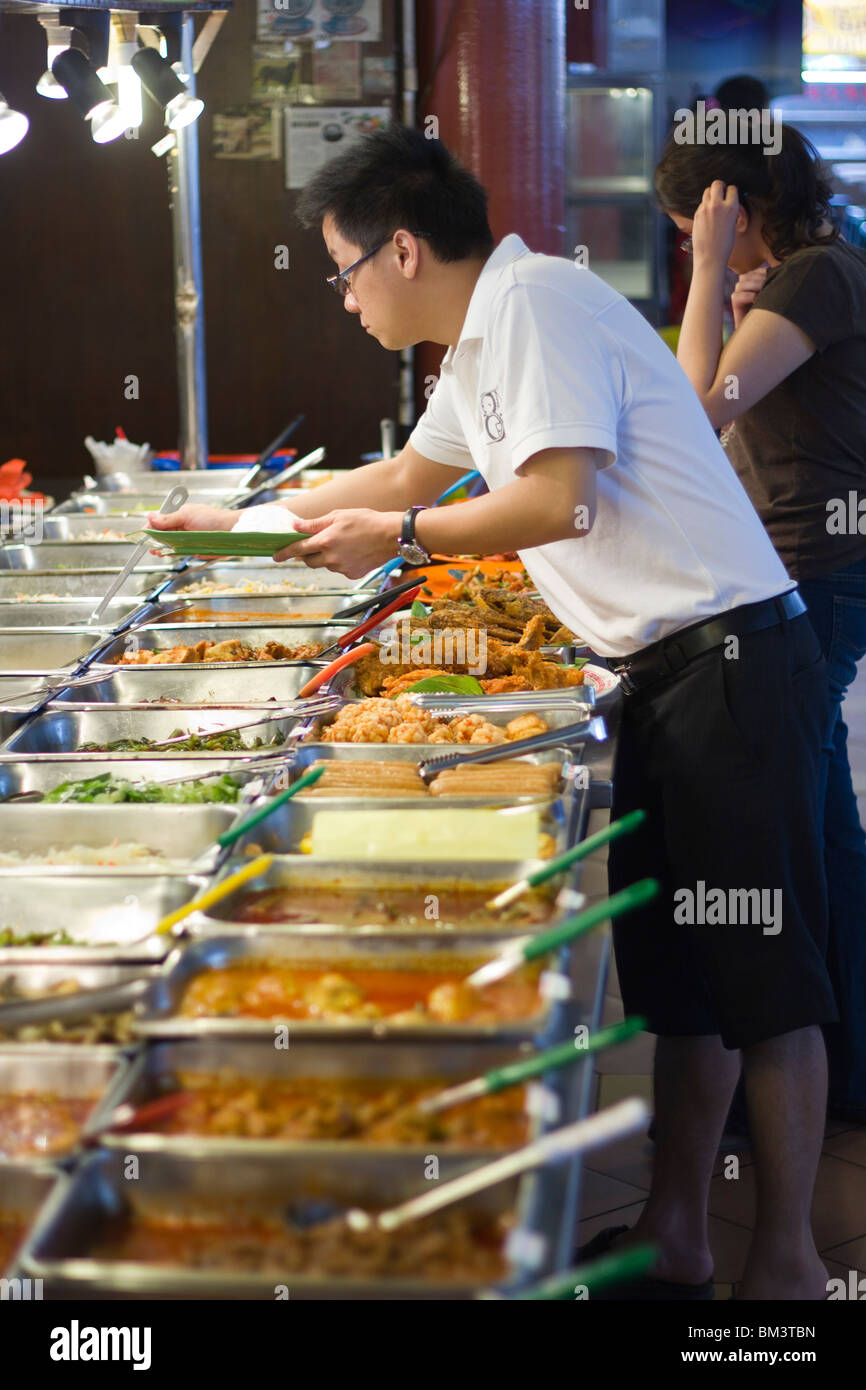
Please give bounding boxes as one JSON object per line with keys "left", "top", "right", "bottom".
{"left": 0, "top": 969, "right": 159, "bottom": 1049}
{"left": 161, "top": 564, "right": 367, "bottom": 595}
{"left": 138, "top": 593, "right": 366, "bottom": 624}
{"left": 299, "top": 701, "right": 596, "bottom": 748}
{"left": 39, "top": 515, "right": 161, "bottom": 541}
{"left": 0, "top": 878, "right": 190, "bottom": 963}
{"left": 0, "top": 630, "right": 109, "bottom": 674}
{"left": 330, "top": 662, "right": 597, "bottom": 705}
{"left": 135, "top": 935, "right": 568, "bottom": 1042}
{"left": 0, "top": 705, "right": 301, "bottom": 757}
{"left": 0, "top": 804, "right": 238, "bottom": 875}
{"left": 66, "top": 490, "right": 233, "bottom": 511}
{"left": 188, "top": 849, "right": 577, "bottom": 939}
{"left": 0, "top": 1046, "right": 127, "bottom": 1162}
{"left": 85, "top": 1036, "right": 541, "bottom": 1156}
{"left": 0, "top": 544, "right": 174, "bottom": 571}
{"left": 0, "top": 570, "right": 160, "bottom": 600}
{"left": 19, "top": 1147, "right": 536, "bottom": 1299}
{"left": 222, "top": 784, "right": 573, "bottom": 859}
{"left": 0, "top": 599, "right": 144, "bottom": 629}
{"left": 290, "top": 736, "right": 589, "bottom": 798}
{"left": 0, "top": 1163, "right": 58, "bottom": 1276}
{"left": 94, "top": 624, "right": 345, "bottom": 666}
{"left": 50, "top": 664, "right": 323, "bottom": 706}
{"left": 0, "top": 756, "right": 268, "bottom": 802}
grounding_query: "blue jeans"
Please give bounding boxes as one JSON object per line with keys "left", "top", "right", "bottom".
{"left": 799, "top": 557, "right": 866, "bottom": 1108}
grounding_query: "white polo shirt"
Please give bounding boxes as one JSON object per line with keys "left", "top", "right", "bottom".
{"left": 409, "top": 234, "right": 792, "bottom": 657}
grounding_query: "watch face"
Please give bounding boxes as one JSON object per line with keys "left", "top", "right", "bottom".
{"left": 399, "top": 541, "right": 428, "bottom": 565}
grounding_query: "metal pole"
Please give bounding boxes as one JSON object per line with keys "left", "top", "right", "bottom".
{"left": 167, "top": 14, "right": 208, "bottom": 469}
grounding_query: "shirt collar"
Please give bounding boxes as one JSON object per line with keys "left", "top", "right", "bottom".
{"left": 441, "top": 233, "right": 531, "bottom": 367}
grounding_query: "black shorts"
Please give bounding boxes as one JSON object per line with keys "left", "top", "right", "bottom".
{"left": 608, "top": 610, "right": 838, "bottom": 1050}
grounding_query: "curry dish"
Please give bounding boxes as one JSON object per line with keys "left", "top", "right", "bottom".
{"left": 179, "top": 962, "right": 544, "bottom": 1025}
{"left": 232, "top": 884, "right": 554, "bottom": 930}
{"left": 144, "top": 1073, "right": 529, "bottom": 1146}
{"left": 0, "top": 1092, "right": 97, "bottom": 1159}
{"left": 89, "top": 1208, "right": 508, "bottom": 1281}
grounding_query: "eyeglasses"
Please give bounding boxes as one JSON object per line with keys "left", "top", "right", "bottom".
{"left": 326, "top": 232, "right": 428, "bottom": 297}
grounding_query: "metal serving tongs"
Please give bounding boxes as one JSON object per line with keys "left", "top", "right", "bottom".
{"left": 408, "top": 689, "right": 596, "bottom": 715}
{"left": 87, "top": 484, "right": 189, "bottom": 626}
{"left": 224, "top": 446, "right": 325, "bottom": 510}
{"left": 105, "top": 695, "right": 341, "bottom": 753}
{"left": 416, "top": 714, "right": 607, "bottom": 785}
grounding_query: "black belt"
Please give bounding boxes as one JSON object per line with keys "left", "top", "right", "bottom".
{"left": 609, "top": 589, "right": 807, "bottom": 696}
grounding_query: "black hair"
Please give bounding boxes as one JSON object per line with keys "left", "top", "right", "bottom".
{"left": 654, "top": 123, "right": 838, "bottom": 261}
{"left": 295, "top": 122, "right": 495, "bottom": 263}
{"left": 714, "top": 74, "right": 770, "bottom": 111}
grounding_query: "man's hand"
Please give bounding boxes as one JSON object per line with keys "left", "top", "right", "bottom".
{"left": 731, "top": 263, "right": 769, "bottom": 330}
{"left": 692, "top": 180, "right": 740, "bottom": 270}
{"left": 274, "top": 508, "right": 400, "bottom": 577}
{"left": 146, "top": 503, "right": 237, "bottom": 532}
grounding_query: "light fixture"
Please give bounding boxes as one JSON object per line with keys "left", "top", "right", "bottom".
{"left": 51, "top": 47, "right": 132, "bottom": 144}
{"left": 36, "top": 24, "right": 74, "bottom": 99}
{"left": 802, "top": 69, "right": 866, "bottom": 84}
{"left": 131, "top": 47, "right": 203, "bottom": 131}
{"left": 0, "top": 94, "right": 28, "bottom": 154}
{"left": 113, "top": 41, "right": 144, "bottom": 130}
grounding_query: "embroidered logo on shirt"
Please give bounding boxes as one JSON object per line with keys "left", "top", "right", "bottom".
{"left": 480, "top": 389, "right": 505, "bottom": 442}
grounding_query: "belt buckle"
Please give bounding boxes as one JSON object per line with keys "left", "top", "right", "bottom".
{"left": 617, "top": 665, "right": 638, "bottom": 696}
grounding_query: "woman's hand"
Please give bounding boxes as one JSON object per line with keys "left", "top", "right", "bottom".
{"left": 273, "top": 509, "right": 400, "bottom": 577}
{"left": 691, "top": 180, "right": 741, "bottom": 271}
{"left": 731, "top": 263, "right": 769, "bottom": 330}
{"left": 145, "top": 503, "right": 237, "bottom": 532}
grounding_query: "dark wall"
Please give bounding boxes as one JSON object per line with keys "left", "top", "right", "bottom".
{"left": 0, "top": 3, "right": 401, "bottom": 499}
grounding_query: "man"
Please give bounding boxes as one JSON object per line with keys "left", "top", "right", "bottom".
{"left": 150, "top": 125, "right": 836, "bottom": 1300}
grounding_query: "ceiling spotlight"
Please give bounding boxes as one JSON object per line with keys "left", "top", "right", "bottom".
{"left": 131, "top": 47, "right": 203, "bottom": 131}
{"left": 36, "top": 25, "right": 73, "bottom": 99}
{"left": 0, "top": 94, "right": 28, "bottom": 155}
{"left": 51, "top": 48, "right": 132, "bottom": 144}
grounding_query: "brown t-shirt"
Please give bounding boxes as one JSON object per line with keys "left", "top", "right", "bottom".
{"left": 724, "top": 237, "right": 866, "bottom": 580}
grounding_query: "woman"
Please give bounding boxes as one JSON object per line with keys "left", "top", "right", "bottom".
{"left": 655, "top": 125, "right": 866, "bottom": 1119}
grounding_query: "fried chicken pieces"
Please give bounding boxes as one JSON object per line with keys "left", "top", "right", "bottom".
{"left": 317, "top": 695, "right": 550, "bottom": 745}
{"left": 119, "top": 638, "right": 322, "bottom": 665}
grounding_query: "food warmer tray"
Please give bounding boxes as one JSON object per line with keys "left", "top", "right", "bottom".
{"left": 0, "top": 544, "right": 174, "bottom": 572}
{"left": 0, "top": 630, "right": 110, "bottom": 675}
{"left": 93, "top": 624, "right": 347, "bottom": 666}
{"left": 50, "top": 664, "right": 324, "bottom": 707}
{"left": 0, "top": 705, "right": 304, "bottom": 757}
{"left": 0, "top": 570, "right": 160, "bottom": 601}
{"left": 132, "top": 934, "right": 572, "bottom": 1044}
{"left": 0, "top": 878, "right": 192, "bottom": 964}
{"left": 0, "top": 1046, "right": 129, "bottom": 1165}
{"left": 84, "top": 1036, "right": 560, "bottom": 1158}
{"left": 0, "top": 804, "right": 239, "bottom": 877}
{"left": 0, "top": 756, "right": 274, "bottom": 802}
{"left": 0, "top": 599, "right": 144, "bottom": 629}
{"left": 160, "top": 564, "right": 371, "bottom": 595}
{"left": 18, "top": 1147, "right": 551, "bottom": 1299}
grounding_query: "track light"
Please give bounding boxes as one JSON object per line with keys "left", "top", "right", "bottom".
{"left": 36, "top": 24, "right": 73, "bottom": 99}
{"left": 51, "top": 48, "right": 132, "bottom": 144}
{"left": 0, "top": 94, "right": 28, "bottom": 154}
{"left": 131, "top": 47, "right": 203, "bottom": 131}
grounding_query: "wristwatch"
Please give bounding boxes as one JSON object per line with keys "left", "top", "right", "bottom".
{"left": 396, "top": 505, "right": 431, "bottom": 565}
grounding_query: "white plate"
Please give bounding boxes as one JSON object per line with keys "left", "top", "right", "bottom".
{"left": 580, "top": 663, "right": 620, "bottom": 700}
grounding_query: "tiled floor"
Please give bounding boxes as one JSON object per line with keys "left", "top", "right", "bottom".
{"left": 576, "top": 661, "right": 866, "bottom": 1300}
